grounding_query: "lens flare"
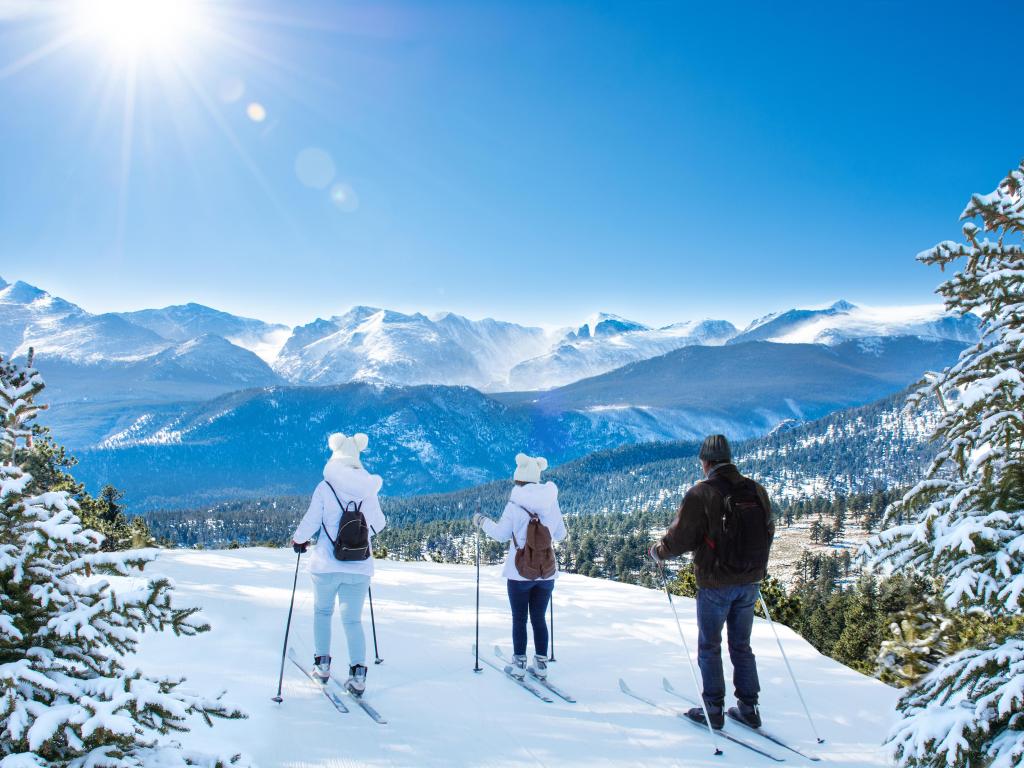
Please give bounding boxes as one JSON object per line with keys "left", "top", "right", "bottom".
{"left": 295, "top": 147, "right": 335, "bottom": 190}
{"left": 330, "top": 182, "right": 359, "bottom": 212}
{"left": 246, "top": 102, "right": 267, "bottom": 122}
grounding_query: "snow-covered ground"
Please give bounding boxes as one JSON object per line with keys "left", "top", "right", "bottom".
{"left": 135, "top": 549, "right": 898, "bottom": 767}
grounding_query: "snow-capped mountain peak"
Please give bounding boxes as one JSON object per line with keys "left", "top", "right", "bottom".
{"left": 730, "top": 300, "right": 978, "bottom": 346}
{"left": 117, "top": 302, "right": 290, "bottom": 363}
{"left": 570, "top": 312, "right": 650, "bottom": 340}
{"left": 274, "top": 306, "right": 552, "bottom": 390}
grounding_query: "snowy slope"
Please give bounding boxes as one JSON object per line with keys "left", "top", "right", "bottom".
{"left": 730, "top": 300, "right": 979, "bottom": 346}
{"left": 508, "top": 314, "right": 737, "bottom": 390}
{"left": 134, "top": 549, "right": 897, "bottom": 767}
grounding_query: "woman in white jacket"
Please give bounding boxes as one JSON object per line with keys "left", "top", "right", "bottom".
{"left": 473, "top": 453, "right": 566, "bottom": 680}
{"left": 292, "top": 432, "right": 386, "bottom": 695}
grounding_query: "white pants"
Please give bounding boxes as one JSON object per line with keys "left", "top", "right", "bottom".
{"left": 311, "top": 571, "right": 371, "bottom": 665}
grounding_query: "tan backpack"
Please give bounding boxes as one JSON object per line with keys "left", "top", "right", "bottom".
{"left": 512, "top": 507, "right": 557, "bottom": 580}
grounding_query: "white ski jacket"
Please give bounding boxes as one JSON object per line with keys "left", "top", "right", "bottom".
{"left": 482, "top": 481, "right": 566, "bottom": 581}
{"left": 293, "top": 461, "right": 387, "bottom": 576}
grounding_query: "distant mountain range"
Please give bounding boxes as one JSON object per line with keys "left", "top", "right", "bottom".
{"left": 2, "top": 273, "right": 976, "bottom": 508}
{"left": 497, "top": 336, "right": 964, "bottom": 441}
{"left": 68, "top": 335, "right": 964, "bottom": 510}
{"left": 1, "top": 275, "right": 980, "bottom": 405}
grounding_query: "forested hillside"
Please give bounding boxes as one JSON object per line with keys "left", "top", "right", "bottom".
{"left": 145, "top": 387, "right": 935, "bottom": 548}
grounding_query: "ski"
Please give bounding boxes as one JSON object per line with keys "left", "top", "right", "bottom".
{"left": 662, "top": 677, "right": 820, "bottom": 762}
{"left": 472, "top": 645, "right": 553, "bottom": 703}
{"left": 286, "top": 647, "right": 349, "bottom": 714}
{"left": 618, "top": 679, "right": 784, "bottom": 763}
{"left": 329, "top": 673, "right": 387, "bottom": 724}
{"left": 493, "top": 646, "right": 576, "bottom": 703}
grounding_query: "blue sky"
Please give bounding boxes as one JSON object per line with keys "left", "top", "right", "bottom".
{"left": 1, "top": 0, "right": 1022, "bottom": 329}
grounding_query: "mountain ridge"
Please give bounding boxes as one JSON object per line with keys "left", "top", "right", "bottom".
{"left": 1, "top": 275, "right": 979, "bottom": 401}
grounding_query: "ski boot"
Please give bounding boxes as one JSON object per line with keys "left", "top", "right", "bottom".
{"left": 509, "top": 654, "right": 528, "bottom": 680}
{"left": 312, "top": 655, "right": 331, "bottom": 684}
{"left": 346, "top": 664, "right": 367, "bottom": 696}
{"left": 728, "top": 700, "right": 762, "bottom": 729}
{"left": 531, "top": 654, "right": 548, "bottom": 680}
{"left": 685, "top": 703, "right": 725, "bottom": 730}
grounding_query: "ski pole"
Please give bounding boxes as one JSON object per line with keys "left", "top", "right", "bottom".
{"left": 474, "top": 506, "right": 483, "bottom": 673}
{"left": 272, "top": 550, "right": 302, "bottom": 703}
{"left": 658, "top": 563, "right": 723, "bottom": 756}
{"left": 758, "top": 594, "right": 824, "bottom": 743}
{"left": 548, "top": 595, "right": 556, "bottom": 662}
{"left": 368, "top": 586, "right": 383, "bottom": 664}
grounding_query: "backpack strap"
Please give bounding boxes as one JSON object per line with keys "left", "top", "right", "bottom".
{"left": 699, "top": 476, "right": 735, "bottom": 551}
{"left": 509, "top": 503, "right": 538, "bottom": 550}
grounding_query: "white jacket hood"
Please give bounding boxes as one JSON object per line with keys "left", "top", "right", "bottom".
{"left": 509, "top": 480, "right": 558, "bottom": 512}
{"left": 323, "top": 460, "right": 383, "bottom": 499}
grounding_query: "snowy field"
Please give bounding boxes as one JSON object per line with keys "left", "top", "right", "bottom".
{"left": 135, "top": 549, "right": 898, "bottom": 767}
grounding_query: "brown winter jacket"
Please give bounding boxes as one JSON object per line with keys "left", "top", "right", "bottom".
{"left": 654, "top": 463, "right": 775, "bottom": 589}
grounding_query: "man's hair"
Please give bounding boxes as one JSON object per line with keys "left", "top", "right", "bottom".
{"left": 699, "top": 434, "right": 732, "bottom": 464}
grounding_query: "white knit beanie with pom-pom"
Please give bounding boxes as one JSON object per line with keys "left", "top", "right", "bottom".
{"left": 327, "top": 432, "right": 368, "bottom": 469}
{"left": 513, "top": 452, "right": 548, "bottom": 484}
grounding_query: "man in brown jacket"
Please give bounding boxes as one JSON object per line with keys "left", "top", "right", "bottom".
{"left": 650, "top": 434, "right": 775, "bottom": 730}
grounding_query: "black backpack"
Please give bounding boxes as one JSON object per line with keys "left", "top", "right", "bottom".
{"left": 704, "top": 476, "right": 771, "bottom": 574}
{"left": 321, "top": 481, "right": 371, "bottom": 562}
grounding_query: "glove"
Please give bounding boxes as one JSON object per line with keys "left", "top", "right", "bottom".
{"left": 471, "top": 513, "right": 486, "bottom": 529}
{"left": 292, "top": 541, "right": 309, "bottom": 554}
{"left": 648, "top": 544, "right": 663, "bottom": 564}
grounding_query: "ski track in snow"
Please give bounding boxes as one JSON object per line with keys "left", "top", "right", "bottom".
{"left": 134, "top": 549, "right": 897, "bottom": 767}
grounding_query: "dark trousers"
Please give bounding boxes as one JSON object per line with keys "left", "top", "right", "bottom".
{"left": 696, "top": 583, "right": 761, "bottom": 709}
{"left": 507, "top": 579, "right": 554, "bottom": 657}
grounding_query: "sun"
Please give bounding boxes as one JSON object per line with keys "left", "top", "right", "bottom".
{"left": 72, "top": 0, "right": 207, "bottom": 62}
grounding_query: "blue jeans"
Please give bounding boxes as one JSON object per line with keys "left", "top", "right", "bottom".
{"left": 697, "top": 583, "right": 761, "bottom": 708}
{"left": 311, "top": 572, "right": 371, "bottom": 665}
{"left": 507, "top": 579, "right": 554, "bottom": 657}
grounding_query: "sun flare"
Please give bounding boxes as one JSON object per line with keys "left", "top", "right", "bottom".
{"left": 73, "top": 0, "right": 206, "bottom": 62}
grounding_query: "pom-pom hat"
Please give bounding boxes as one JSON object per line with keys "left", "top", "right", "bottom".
{"left": 328, "top": 432, "right": 368, "bottom": 469}
{"left": 513, "top": 452, "right": 548, "bottom": 484}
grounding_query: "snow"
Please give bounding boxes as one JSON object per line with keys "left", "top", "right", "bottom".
{"left": 748, "top": 303, "right": 978, "bottom": 346}
{"left": 132, "top": 548, "right": 898, "bottom": 767}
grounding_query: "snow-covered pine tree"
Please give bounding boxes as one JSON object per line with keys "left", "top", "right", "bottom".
{"left": 0, "top": 352, "right": 247, "bottom": 768}
{"left": 867, "top": 162, "right": 1024, "bottom": 768}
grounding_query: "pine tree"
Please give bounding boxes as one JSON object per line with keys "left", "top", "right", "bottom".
{"left": 867, "top": 162, "right": 1024, "bottom": 768}
{"left": 876, "top": 601, "right": 954, "bottom": 687}
{"left": 0, "top": 353, "right": 246, "bottom": 767}
{"left": 21, "top": 431, "right": 154, "bottom": 552}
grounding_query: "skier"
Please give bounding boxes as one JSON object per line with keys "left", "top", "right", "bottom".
{"left": 473, "top": 453, "right": 566, "bottom": 680}
{"left": 649, "top": 435, "right": 774, "bottom": 730}
{"left": 292, "top": 432, "right": 386, "bottom": 696}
